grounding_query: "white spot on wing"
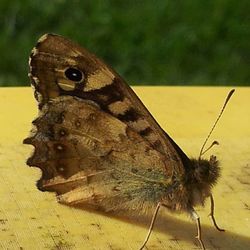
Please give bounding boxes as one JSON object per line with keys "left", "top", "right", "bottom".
{"left": 31, "top": 47, "right": 39, "bottom": 56}
{"left": 37, "top": 34, "right": 49, "bottom": 43}
{"left": 32, "top": 76, "right": 40, "bottom": 86}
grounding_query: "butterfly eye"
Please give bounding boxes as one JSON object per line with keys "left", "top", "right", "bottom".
{"left": 64, "top": 68, "right": 83, "bottom": 82}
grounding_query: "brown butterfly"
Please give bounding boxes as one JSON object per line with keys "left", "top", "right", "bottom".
{"left": 24, "top": 34, "right": 233, "bottom": 249}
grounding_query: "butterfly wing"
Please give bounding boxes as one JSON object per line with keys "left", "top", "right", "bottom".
{"left": 26, "top": 34, "right": 189, "bottom": 204}
{"left": 24, "top": 96, "right": 182, "bottom": 212}
{"left": 29, "top": 34, "right": 190, "bottom": 179}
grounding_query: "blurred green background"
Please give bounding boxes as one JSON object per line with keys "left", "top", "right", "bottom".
{"left": 0, "top": 0, "right": 249, "bottom": 86}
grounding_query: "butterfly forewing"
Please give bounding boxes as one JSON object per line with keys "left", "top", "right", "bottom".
{"left": 29, "top": 34, "right": 188, "bottom": 180}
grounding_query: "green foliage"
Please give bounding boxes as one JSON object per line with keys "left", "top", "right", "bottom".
{"left": 0, "top": 0, "right": 249, "bottom": 86}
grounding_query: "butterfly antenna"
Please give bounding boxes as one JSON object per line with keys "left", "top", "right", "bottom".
{"left": 199, "top": 89, "right": 235, "bottom": 160}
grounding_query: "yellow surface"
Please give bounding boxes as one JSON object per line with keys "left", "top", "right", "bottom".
{"left": 0, "top": 86, "right": 249, "bottom": 250}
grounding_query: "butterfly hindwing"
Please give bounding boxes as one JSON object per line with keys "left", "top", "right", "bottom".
{"left": 24, "top": 96, "right": 179, "bottom": 212}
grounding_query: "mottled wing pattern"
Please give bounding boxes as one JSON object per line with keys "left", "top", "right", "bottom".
{"left": 24, "top": 96, "right": 178, "bottom": 212}
{"left": 25, "top": 34, "right": 191, "bottom": 211}
{"left": 29, "top": 34, "right": 189, "bottom": 177}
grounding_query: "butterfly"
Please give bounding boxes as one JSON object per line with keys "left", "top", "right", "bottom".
{"left": 24, "top": 34, "right": 232, "bottom": 249}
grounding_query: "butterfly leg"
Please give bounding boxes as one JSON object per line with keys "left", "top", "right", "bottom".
{"left": 209, "top": 194, "right": 225, "bottom": 232}
{"left": 190, "top": 208, "right": 206, "bottom": 250}
{"left": 139, "top": 202, "right": 163, "bottom": 250}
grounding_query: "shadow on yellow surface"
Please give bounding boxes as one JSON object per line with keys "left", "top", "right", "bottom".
{"left": 69, "top": 205, "right": 250, "bottom": 250}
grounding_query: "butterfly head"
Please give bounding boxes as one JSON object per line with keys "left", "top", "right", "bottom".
{"left": 187, "top": 155, "right": 220, "bottom": 206}
{"left": 192, "top": 155, "right": 220, "bottom": 186}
